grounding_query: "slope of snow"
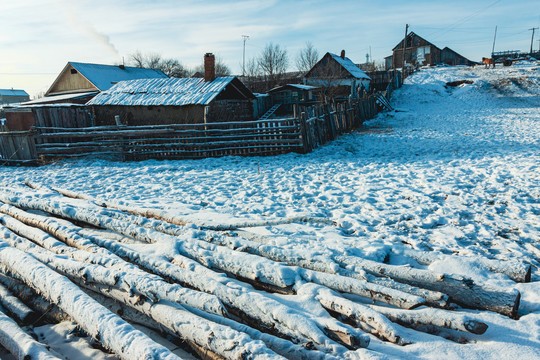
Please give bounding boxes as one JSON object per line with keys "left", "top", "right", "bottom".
{"left": 0, "top": 63, "right": 538, "bottom": 359}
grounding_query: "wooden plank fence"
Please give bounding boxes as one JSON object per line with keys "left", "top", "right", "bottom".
{"left": 33, "top": 118, "right": 304, "bottom": 161}
{"left": 0, "top": 90, "right": 401, "bottom": 165}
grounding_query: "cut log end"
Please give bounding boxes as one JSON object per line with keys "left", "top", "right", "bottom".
{"left": 463, "top": 320, "right": 488, "bottom": 335}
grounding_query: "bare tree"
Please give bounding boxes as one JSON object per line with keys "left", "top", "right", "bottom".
{"left": 257, "top": 42, "right": 288, "bottom": 84}
{"left": 128, "top": 51, "right": 189, "bottom": 78}
{"left": 296, "top": 42, "right": 320, "bottom": 73}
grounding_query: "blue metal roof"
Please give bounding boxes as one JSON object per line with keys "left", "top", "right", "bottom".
{"left": 88, "top": 77, "right": 239, "bottom": 106}
{"left": 69, "top": 62, "right": 168, "bottom": 91}
{"left": 0, "top": 89, "right": 29, "bottom": 97}
{"left": 328, "top": 53, "right": 371, "bottom": 80}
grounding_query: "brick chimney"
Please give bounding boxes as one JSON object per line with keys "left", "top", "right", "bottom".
{"left": 340, "top": 50, "right": 346, "bottom": 59}
{"left": 204, "top": 53, "right": 215, "bottom": 82}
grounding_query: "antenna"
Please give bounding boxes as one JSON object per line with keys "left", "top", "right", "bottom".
{"left": 242, "top": 35, "right": 250, "bottom": 77}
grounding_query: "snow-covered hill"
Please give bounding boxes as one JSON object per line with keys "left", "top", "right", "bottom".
{"left": 0, "top": 63, "right": 538, "bottom": 359}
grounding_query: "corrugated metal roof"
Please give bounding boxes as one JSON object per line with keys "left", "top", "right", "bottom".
{"left": 0, "top": 89, "right": 29, "bottom": 97}
{"left": 70, "top": 62, "right": 168, "bottom": 91}
{"left": 329, "top": 53, "right": 371, "bottom": 80}
{"left": 88, "top": 77, "right": 238, "bottom": 106}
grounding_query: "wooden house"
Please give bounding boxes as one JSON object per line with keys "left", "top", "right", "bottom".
{"left": 0, "top": 89, "right": 29, "bottom": 106}
{"left": 389, "top": 32, "right": 442, "bottom": 68}
{"left": 31, "top": 62, "right": 168, "bottom": 105}
{"left": 88, "top": 54, "right": 255, "bottom": 126}
{"left": 304, "top": 51, "right": 371, "bottom": 99}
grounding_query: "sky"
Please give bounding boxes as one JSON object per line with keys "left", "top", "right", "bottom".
{"left": 1, "top": 0, "right": 539, "bottom": 98}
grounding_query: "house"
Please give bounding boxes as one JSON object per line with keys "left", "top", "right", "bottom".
{"left": 28, "top": 61, "right": 168, "bottom": 105}
{"left": 0, "top": 89, "right": 30, "bottom": 106}
{"left": 440, "top": 47, "right": 477, "bottom": 66}
{"left": 88, "top": 53, "right": 255, "bottom": 126}
{"left": 267, "top": 84, "right": 317, "bottom": 114}
{"left": 389, "top": 32, "right": 442, "bottom": 69}
{"left": 304, "top": 51, "right": 371, "bottom": 99}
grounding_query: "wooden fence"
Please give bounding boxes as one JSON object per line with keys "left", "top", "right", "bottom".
{"left": 33, "top": 118, "right": 303, "bottom": 161}
{"left": 297, "top": 96, "right": 378, "bottom": 153}
{"left": 0, "top": 94, "right": 395, "bottom": 165}
{"left": 0, "top": 131, "right": 37, "bottom": 165}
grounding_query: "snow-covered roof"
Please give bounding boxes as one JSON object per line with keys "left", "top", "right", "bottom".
{"left": 88, "top": 77, "right": 253, "bottom": 106}
{"left": 21, "top": 91, "right": 99, "bottom": 105}
{"left": 328, "top": 53, "right": 371, "bottom": 80}
{"left": 69, "top": 62, "right": 168, "bottom": 91}
{"left": 0, "top": 89, "right": 29, "bottom": 97}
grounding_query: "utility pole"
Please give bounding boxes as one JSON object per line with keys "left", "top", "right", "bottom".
{"left": 402, "top": 24, "right": 409, "bottom": 69}
{"left": 529, "top": 27, "right": 539, "bottom": 54}
{"left": 241, "top": 35, "right": 249, "bottom": 77}
{"left": 491, "top": 25, "right": 497, "bottom": 56}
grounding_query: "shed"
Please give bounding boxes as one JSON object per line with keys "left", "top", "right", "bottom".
{"left": 88, "top": 76, "right": 256, "bottom": 126}
{"left": 441, "top": 47, "right": 477, "bottom": 66}
{"left": 267, "top": 84, "right": 317, "bottom": 114}
{"left": 0, "top": 89, "right": 30, "bottom": 106}
{"left": 391, "top": 32, "right": 442, "bottom": 68}
{"left": 304, "top": 51, "right": 371, "bottom": 99}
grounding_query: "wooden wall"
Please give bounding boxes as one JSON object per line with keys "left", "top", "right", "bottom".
{"left": 93, "top": 105, "right": 206, "bottom": 126}
{"left": 47, "top": 64, "right": 98, "bottom": 96}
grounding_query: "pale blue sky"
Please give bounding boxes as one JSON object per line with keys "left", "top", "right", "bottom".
{"left": 1, "top": 0, "right": 538, "bottom": 97}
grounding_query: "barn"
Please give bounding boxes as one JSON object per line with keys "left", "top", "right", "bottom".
{"left": 304, "top": 51, "right": 371, "bottom": 100}
{"left": 441, "top": 47, "right": 477, "bottom": 66}
{"left": 88, "top": 54, "right": 255, "bottom": 126}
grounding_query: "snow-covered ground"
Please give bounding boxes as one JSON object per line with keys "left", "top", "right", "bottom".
{"left": 0, "top": 63, "right": 539, "bottom": 359}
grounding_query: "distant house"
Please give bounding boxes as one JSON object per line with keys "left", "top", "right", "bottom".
{"left": 25, "top": 62, "right": 168, "bottom": 105}
{"left": 88, "top": 54, "right": 255, "bottom": 126}
{"left": 304, "top": 51, "right": 371, "bottom": 99}
{"left": 0, "top": 89, "right": 30, "bottom": 106}
{"left": 389, "top": 32, "right": 442, "bottom": 69}
{"left": 440, "top": 47, "right": 477, "bottom": 66}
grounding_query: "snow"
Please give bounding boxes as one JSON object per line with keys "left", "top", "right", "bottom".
{"left": 0, "top": 63, "right": 539, "bottom": 358}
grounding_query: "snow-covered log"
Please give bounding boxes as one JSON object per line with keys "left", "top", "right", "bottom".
{"left": 75, "top": 283, "right": 284, "bottom": 360}
{"left": 335, "top": 255, "right": 521, "bottom": 318}
{"left": 297, "top": 283, "right": 412, "bottom": 345}
{"left": 0, "top": 282, "right": 35, "bottom": 325}
{"left": 367, "top": 305, "right": 488, "bottom": 335}
{"left": 0, "top": 306, "right": 62, "bottom": 360}
{"left": 25, "top": 181, "right": 336, "bottom": 229}
{"left": 0, "top": 274, "right": 69, "bottom": 324}
{"left": 0, "top": 206, "right": 368, "bottom": 352}
{"left": 0, "top": 192, "right": 428, "bottom": 310}
{"left": 392, "top": 248, "right": 531, "bottom": 283}
{"left": 0, "top": 222, "right": 226, "bottom": 317}
{"left": 0, "top": 240, "right": 182, "bottom": 360}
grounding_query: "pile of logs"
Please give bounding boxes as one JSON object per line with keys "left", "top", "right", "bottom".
{"left": 0, "top": 183, "right": 531, "bottom": 359}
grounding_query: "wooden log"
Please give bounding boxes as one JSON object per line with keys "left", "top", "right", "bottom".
{"left": 0, "top": 218, "right": 226, "bottom": 317}
{"left": 392, "top": 248, "right": 532, "bottom": 283}
{"left": 298, "top": 283, "right": 412, "bottom": 345}
{"left": 0, "top": 282, "right": 36, "bottom": 325}
{"left": 0, "top": 273, "right": 70, "bottom": 325}
{"left": 0, "top": 306, "right": 62, "bottom": 360}
{"left": 74, "top": 283, "right": 283, "bottom": 360}
{"left": 0, "top": 200, "right": 365, "bottom": 352}
{"left": 335, "top": 255, "right": 521, "bottom": 318}
{"left": 0, "top": 239, "right": 182, "bottom": 360}
{"left": 368, "top": 305, "right": 488, "bottom": 335}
